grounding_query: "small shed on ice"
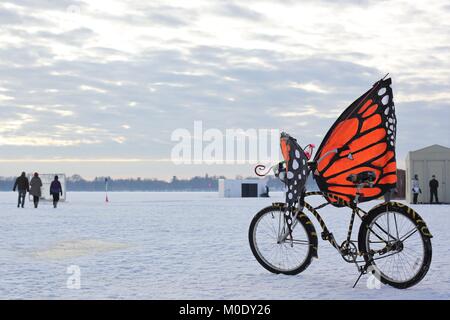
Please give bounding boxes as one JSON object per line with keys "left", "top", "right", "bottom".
{"left": 218, "top": 179, "right": 268, "bottom": 198}
{"left": 405, "top": 144, "right": 450, "bottom": 203}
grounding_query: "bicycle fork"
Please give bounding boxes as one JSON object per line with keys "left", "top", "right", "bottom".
{"left": 278, "top": 208, "right": 299, "bottom": 246}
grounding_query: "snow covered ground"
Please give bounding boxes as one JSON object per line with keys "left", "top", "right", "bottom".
{"left": 0, "top": 191, "right": 448, "bottom": 299}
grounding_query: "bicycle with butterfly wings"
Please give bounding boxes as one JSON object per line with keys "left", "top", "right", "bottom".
{"left": 248, "top": 78, "right": 432, "bottom": 289}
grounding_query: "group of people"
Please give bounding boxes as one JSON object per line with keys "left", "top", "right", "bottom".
{"left": 411, "top": 174, "right": 440, "bottom": 204}
{"left": 13, "top": 172, "right": 63, "bottom": 208}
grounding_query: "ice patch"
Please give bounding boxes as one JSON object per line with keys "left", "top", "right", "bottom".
{"left": 33, "top": 239, "right": 129, "bottom": 259}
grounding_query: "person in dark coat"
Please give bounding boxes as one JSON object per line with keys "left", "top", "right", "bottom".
{"left": 13, "top": 171, "right": 29, "bottom": 208}
{"left": 429, "top": 175, "right": 439, "bottom": 204}
{"left": 29, "top": 172, "right": 43, "bottom": 208}
{"left": 50, "top": 175, "right": 63, "bottom": 208}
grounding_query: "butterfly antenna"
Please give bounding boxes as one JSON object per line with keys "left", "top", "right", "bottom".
{"left": 382, "top": 73, "right": 389, "bottom": 80}
{"left": 255, "top": 164, "right": 272, "bottom": 177}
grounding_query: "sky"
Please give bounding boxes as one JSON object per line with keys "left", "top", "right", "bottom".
{"left": 0, "top": 0, "right": 449, "bottom": 180}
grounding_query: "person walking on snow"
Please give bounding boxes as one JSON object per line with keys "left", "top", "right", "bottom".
{"left": 429, "top": 175, "right": 439, "bottom": 204}
{"left": 13, "top": 171, "right": 29, "bottom": 208}
{"left": 50, "top": 175, "right": 63, "bottom": 208}
{"left": 411, "top": 174, "right": 421, "bottom": 204}
{"left": 29, "top": 172, "right": 43, "bottom": 208}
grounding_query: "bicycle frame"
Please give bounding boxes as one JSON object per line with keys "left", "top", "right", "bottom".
{"left": 300, "top": 191, "right": 366, "bottom": 255}
{"left": 274, "top": 190, "right": 393, "bottom": 271}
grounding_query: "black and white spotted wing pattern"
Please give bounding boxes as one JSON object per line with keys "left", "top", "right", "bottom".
{"left": 380, "top": 85, "right": 397, "bottom": 148}
{"left": 280, "top": 136, "right": 309, "bottom": 209}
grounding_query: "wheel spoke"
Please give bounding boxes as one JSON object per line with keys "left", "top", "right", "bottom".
{"left": 400, "top": 228, "right": 418, "bottom": 242}
{"left": 289, "top": 239, "right": 310, "bottom": 245}
{"left": 393, "top": 212, "right": 400, "bottom": 239}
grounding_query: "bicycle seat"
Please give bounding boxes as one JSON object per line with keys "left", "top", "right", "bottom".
{"left": 346, "top": 171, "right": 376, "bottom": 185}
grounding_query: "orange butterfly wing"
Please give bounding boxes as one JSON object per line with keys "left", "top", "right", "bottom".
{"left": 313, "top": 78, "right": 397, "bottom": 206}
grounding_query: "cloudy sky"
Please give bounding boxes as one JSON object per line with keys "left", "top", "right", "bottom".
{"left": 0, "top": 0, "right": 449, "bottom": 179}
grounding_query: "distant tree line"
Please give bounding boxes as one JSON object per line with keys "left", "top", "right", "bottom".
{"left": 0, "top": 174, "right": 286, "bottom": 192}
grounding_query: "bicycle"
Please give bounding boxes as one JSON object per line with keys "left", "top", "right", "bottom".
{"left": 249, "top": 134, "right": 433, "bottom": 289}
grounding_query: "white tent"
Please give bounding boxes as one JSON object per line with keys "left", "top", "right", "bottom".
{"left": 218, "top": 179, "right": 268, "bottom": 198}
{"left": 405, "top": 145, "right": 450, "bottom": 203}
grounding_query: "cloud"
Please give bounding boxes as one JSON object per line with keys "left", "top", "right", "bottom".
{"left": 0, "top": 0, "right": 448, "bottom": 178}
{"left": 287, "top": 81, "right": 330, "bottom": 94}
{"left": 145, "top": 11, "right": 191, "bottom": 27}
{"left": 31, "top": 28, "right": 96, "bottom": 47}
{"left": 0, "top": 7, "right": 25, "bottom": 25}
{"left": 214, "top": 2, "right": 265, "bottom": 21}
{"left": 0, "top": 136, "right": 101, "bottom": 146}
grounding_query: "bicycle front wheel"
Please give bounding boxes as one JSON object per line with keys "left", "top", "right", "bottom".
{"left": 249, "top": 205, "right": 315, "bottom": 275}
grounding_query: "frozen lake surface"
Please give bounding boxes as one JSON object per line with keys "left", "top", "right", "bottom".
{"left": 0, "top": 192, "right": 449, "bottom": 299}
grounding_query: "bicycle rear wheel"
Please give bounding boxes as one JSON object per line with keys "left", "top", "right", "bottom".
{"left": 358, "top": 203, "right": 432, "bottom": 289}
{"left": 249, "top": 205, "right": 315, "bottom": 275}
